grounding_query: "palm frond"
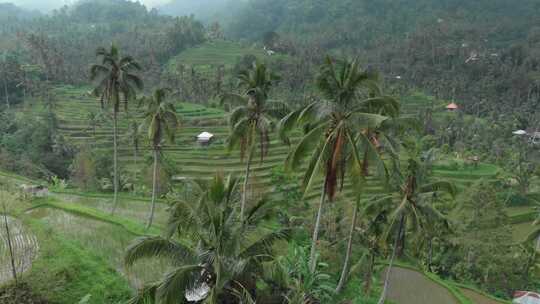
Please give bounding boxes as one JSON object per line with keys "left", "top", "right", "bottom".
{"left": 124, "top": 237, "right": 195, "bottom": 268}
{"left": 156, "top": 265, "right": 202, "bottom": 304}
{"left": 127, "top": 283, "right": 158, "bottom": 304}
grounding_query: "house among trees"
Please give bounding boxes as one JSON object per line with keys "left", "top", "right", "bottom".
{"left": 197, "top": 131, "right": 214, "bottom": 145}
{"left": 513, "top": 291, "right": 540, "bottom": 304}
{"left": 446, "top": 102, "right": 459, "bottom": 111}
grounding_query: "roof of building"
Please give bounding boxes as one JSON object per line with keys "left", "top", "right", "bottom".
{"left": 514, "top": 291, "right": 540, "bottom": 302}
{"left": 197, "top": 132, "right": 214, "bottom": 140}
{"left": 446, "top": 102, "right": 459, "bottom": 110}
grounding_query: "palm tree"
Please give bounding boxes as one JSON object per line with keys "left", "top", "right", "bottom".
{"left": 279, "top": 56, "right": 398, "bottom": 272}
{"left": 367, "top": 156, "right": 456, "bottom": 304}
{"left": 124, "top": 174, "right": 287, "bottom": 304}
{"left": 127, "top": 119, "right": 141, "bottom": 192}
{"left": 140, "top": 88, "right": 178, "bottom": 230}
{"left": 222, "top": 61, "right": 287, "bottom": 221}
{"left": 90, "top": 44, "right": 143, "bottom": 214}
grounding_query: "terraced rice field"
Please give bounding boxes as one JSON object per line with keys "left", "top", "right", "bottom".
{"left": 0, "top": 216, "right": 39, "bottom": 285}
{"left": 42, "top": 85, "right": 501, "bottom": 201}
{"left": 51, "top": 192, "right": 169, "bottom": 228}
{"left": 26, "top": 207, "right": 169, "bottom": 288}
{"left": 384, "top": 267, "right": 460, "bottom": 304}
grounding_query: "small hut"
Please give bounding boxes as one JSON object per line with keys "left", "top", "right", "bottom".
{"left": 446, "top": 102, "right": 459, "bottom": 111}
{"left": 513, "top": 291, "right": 540, "bottom": 304}
{"left": 20, "top": 184, "right": 49, "bottom": 198}
{"left": 197, "top": 132, "right": 214, "bottom": 146}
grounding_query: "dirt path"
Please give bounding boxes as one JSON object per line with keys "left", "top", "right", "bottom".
{"left": 0, "top": 217, "right": 39, "bottom": 286}
{"left": 384, "top": 267, "right": 460, "bottom": 304}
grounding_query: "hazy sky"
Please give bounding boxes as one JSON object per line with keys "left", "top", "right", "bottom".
{"left": 6, "top": 0, "right": 172, "bottom": 11}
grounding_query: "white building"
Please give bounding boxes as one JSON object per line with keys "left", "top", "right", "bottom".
{"left": 197, "top": 132, "right": 214, "bottom": 145}
{"left": 513, "top": 291, "right": 540, "bottom": 304}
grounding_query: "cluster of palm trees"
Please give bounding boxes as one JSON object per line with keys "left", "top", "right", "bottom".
{"left": 91, "top": 45, "right": 455, "bottom": 303}
{"left": 90, "top": 45, "right": 178, "bottom": 229}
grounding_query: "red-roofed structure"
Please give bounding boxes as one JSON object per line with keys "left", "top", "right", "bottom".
{"left": 513, "top": 291, "right": 540, "bottom": 303}
{"left": 446, "top": 102, "right": 459, "bottom": 111}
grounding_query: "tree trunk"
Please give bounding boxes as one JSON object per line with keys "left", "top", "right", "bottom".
{"left": 309, "top": 182, "right": 327, "bottom": 273}
{"left": 133, "top": 147, "right": 137, "bottom": 195}
{"left": 2, "top": 202, "right": 17, "bottom": 284}
{"left": 147, "top": 149, "right": 158, "bottom": 230}
{"left": 363, "top": 253, "right": 376, "bottom": 295}
{"left": 111, "top": 110, "right": 119, "bottom": 214}
{"left": 362, "top": 150, "right": 369, "bottom": 176}
{"left": 336, "top": 198, "right": 360, "bottom": 293}
{"left": 396, "top": 215, "right": 407, "bottom": 257}
{"left": 240, "top": 146, "right": 254, "bottom": 222}
{"left": 427, "top": 237, "right": 433, "bottom": 270}
{"left": 378, "top": 214, "right": 405, "bottom": 304}
{"left": 3, "top": 75, "right": 9, "bottom": 109}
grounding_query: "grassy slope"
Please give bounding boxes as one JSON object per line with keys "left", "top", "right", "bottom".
{"left": 21, "top": 217, "right": 132, "bottom": 304}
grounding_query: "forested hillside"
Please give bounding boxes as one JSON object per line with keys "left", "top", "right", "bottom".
{"left": 0, "top": 1, "right": 539, "bottom": 304}
{"left": 228, "top": 0, "right": 540, "bottom": 119}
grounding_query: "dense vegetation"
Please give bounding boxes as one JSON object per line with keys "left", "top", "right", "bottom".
{"left": 0, "top": 0, "right": 538, "bottom": 304}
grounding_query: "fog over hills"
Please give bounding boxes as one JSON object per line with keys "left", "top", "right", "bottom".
{"left": 3, "top": 0, "right": 171, "bottom": 12}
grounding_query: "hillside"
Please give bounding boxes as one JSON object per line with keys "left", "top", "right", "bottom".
{"left": 0, "top": 1, "right": 539, "bottom": 303}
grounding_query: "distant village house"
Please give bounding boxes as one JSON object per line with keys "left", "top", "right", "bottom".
{"left": 197, "top": 132, "right": 214, "bottom": 146}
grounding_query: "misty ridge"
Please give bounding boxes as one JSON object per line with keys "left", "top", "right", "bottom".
{"left": 1, "top": 0, "right": 242, "bottom": 21}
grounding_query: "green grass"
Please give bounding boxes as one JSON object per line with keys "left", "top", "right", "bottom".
{"left": 21, "top": 217, "right": 132, "bottom": 304}
{"left": 26, "top": 206, "right": 171, "bottom": 290}
{"left": 454, "top": 284, "right": 511, "bottom": 304}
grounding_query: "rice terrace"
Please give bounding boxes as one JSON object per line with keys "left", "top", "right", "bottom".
{"left": 0, "top": 0, "right": 540, "bottom": 303}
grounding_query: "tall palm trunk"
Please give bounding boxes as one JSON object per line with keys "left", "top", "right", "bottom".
{"left": 147, "top": 148, "right": 159, "bottom": 230}
{"left": 336, "top": 197, "right": 360, "bottom": 293}
{"left": 3, "top": 75, "right": 9, "bottom": 109}
{"left": 362, "top": 150, "right": 369, "bottom": 176}
{"left": 309, "top": 182, "right": 327, "bottom": 273}
{"left": 133, "top": 146, "right": 138, "bottom": 195}
{"left": 363, "top": 252, "right": 376, "bottom": 295}
{"left": 378, "top": 214, "right": 405, "bottom": 304}
{"left": 240, "top": 145, "right": 254, "bottom": 221}
{"left": 396, "top": 216, "right": 407, "bottom": 257}
{"left": 111, "top": 109, "right": 119, "bottom": 214}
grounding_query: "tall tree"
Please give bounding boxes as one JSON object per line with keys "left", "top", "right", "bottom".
{"left": 124, "top": 174, "right": 287, "bottom": 304}
{"left": 90, "top": 44, "right": 143, "bottom": 214}
{"left": 367, "top": 156, "right": 455, "bottom": 304}
{"left": 140, "top": 88, "right": 178, "bottom": 230}
{"left": 280, "top": 56, "right": 397, "bottom": 272}
{"left": 222, "top": 61, "right": 287, "bottom": 221}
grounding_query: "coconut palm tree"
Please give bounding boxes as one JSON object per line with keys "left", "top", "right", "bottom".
{"left": 335, "top": 88, "right": 417, "bottom": 293}
{"left": 368, "top": 158, "right": 456, "bottom": 257}
{"left": 124, "top": 174, "right": 287, "bottom": 304}
{"left": 222, "top": 61, "right": 288, "bottom": 221}
{"left": 90, "top": 44, "right": 143, "bottom": 214}
{"left": 366, "top": 156, "right": 455, "bottom": 304}
{"left": 127, "top": 119, "right": 141, "bottom": 189}
{"left": 140, "top": 88, "right": 178, "bottom": 230}
{"left": 279, "top": 56, "right": 398, "bottom": 272}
